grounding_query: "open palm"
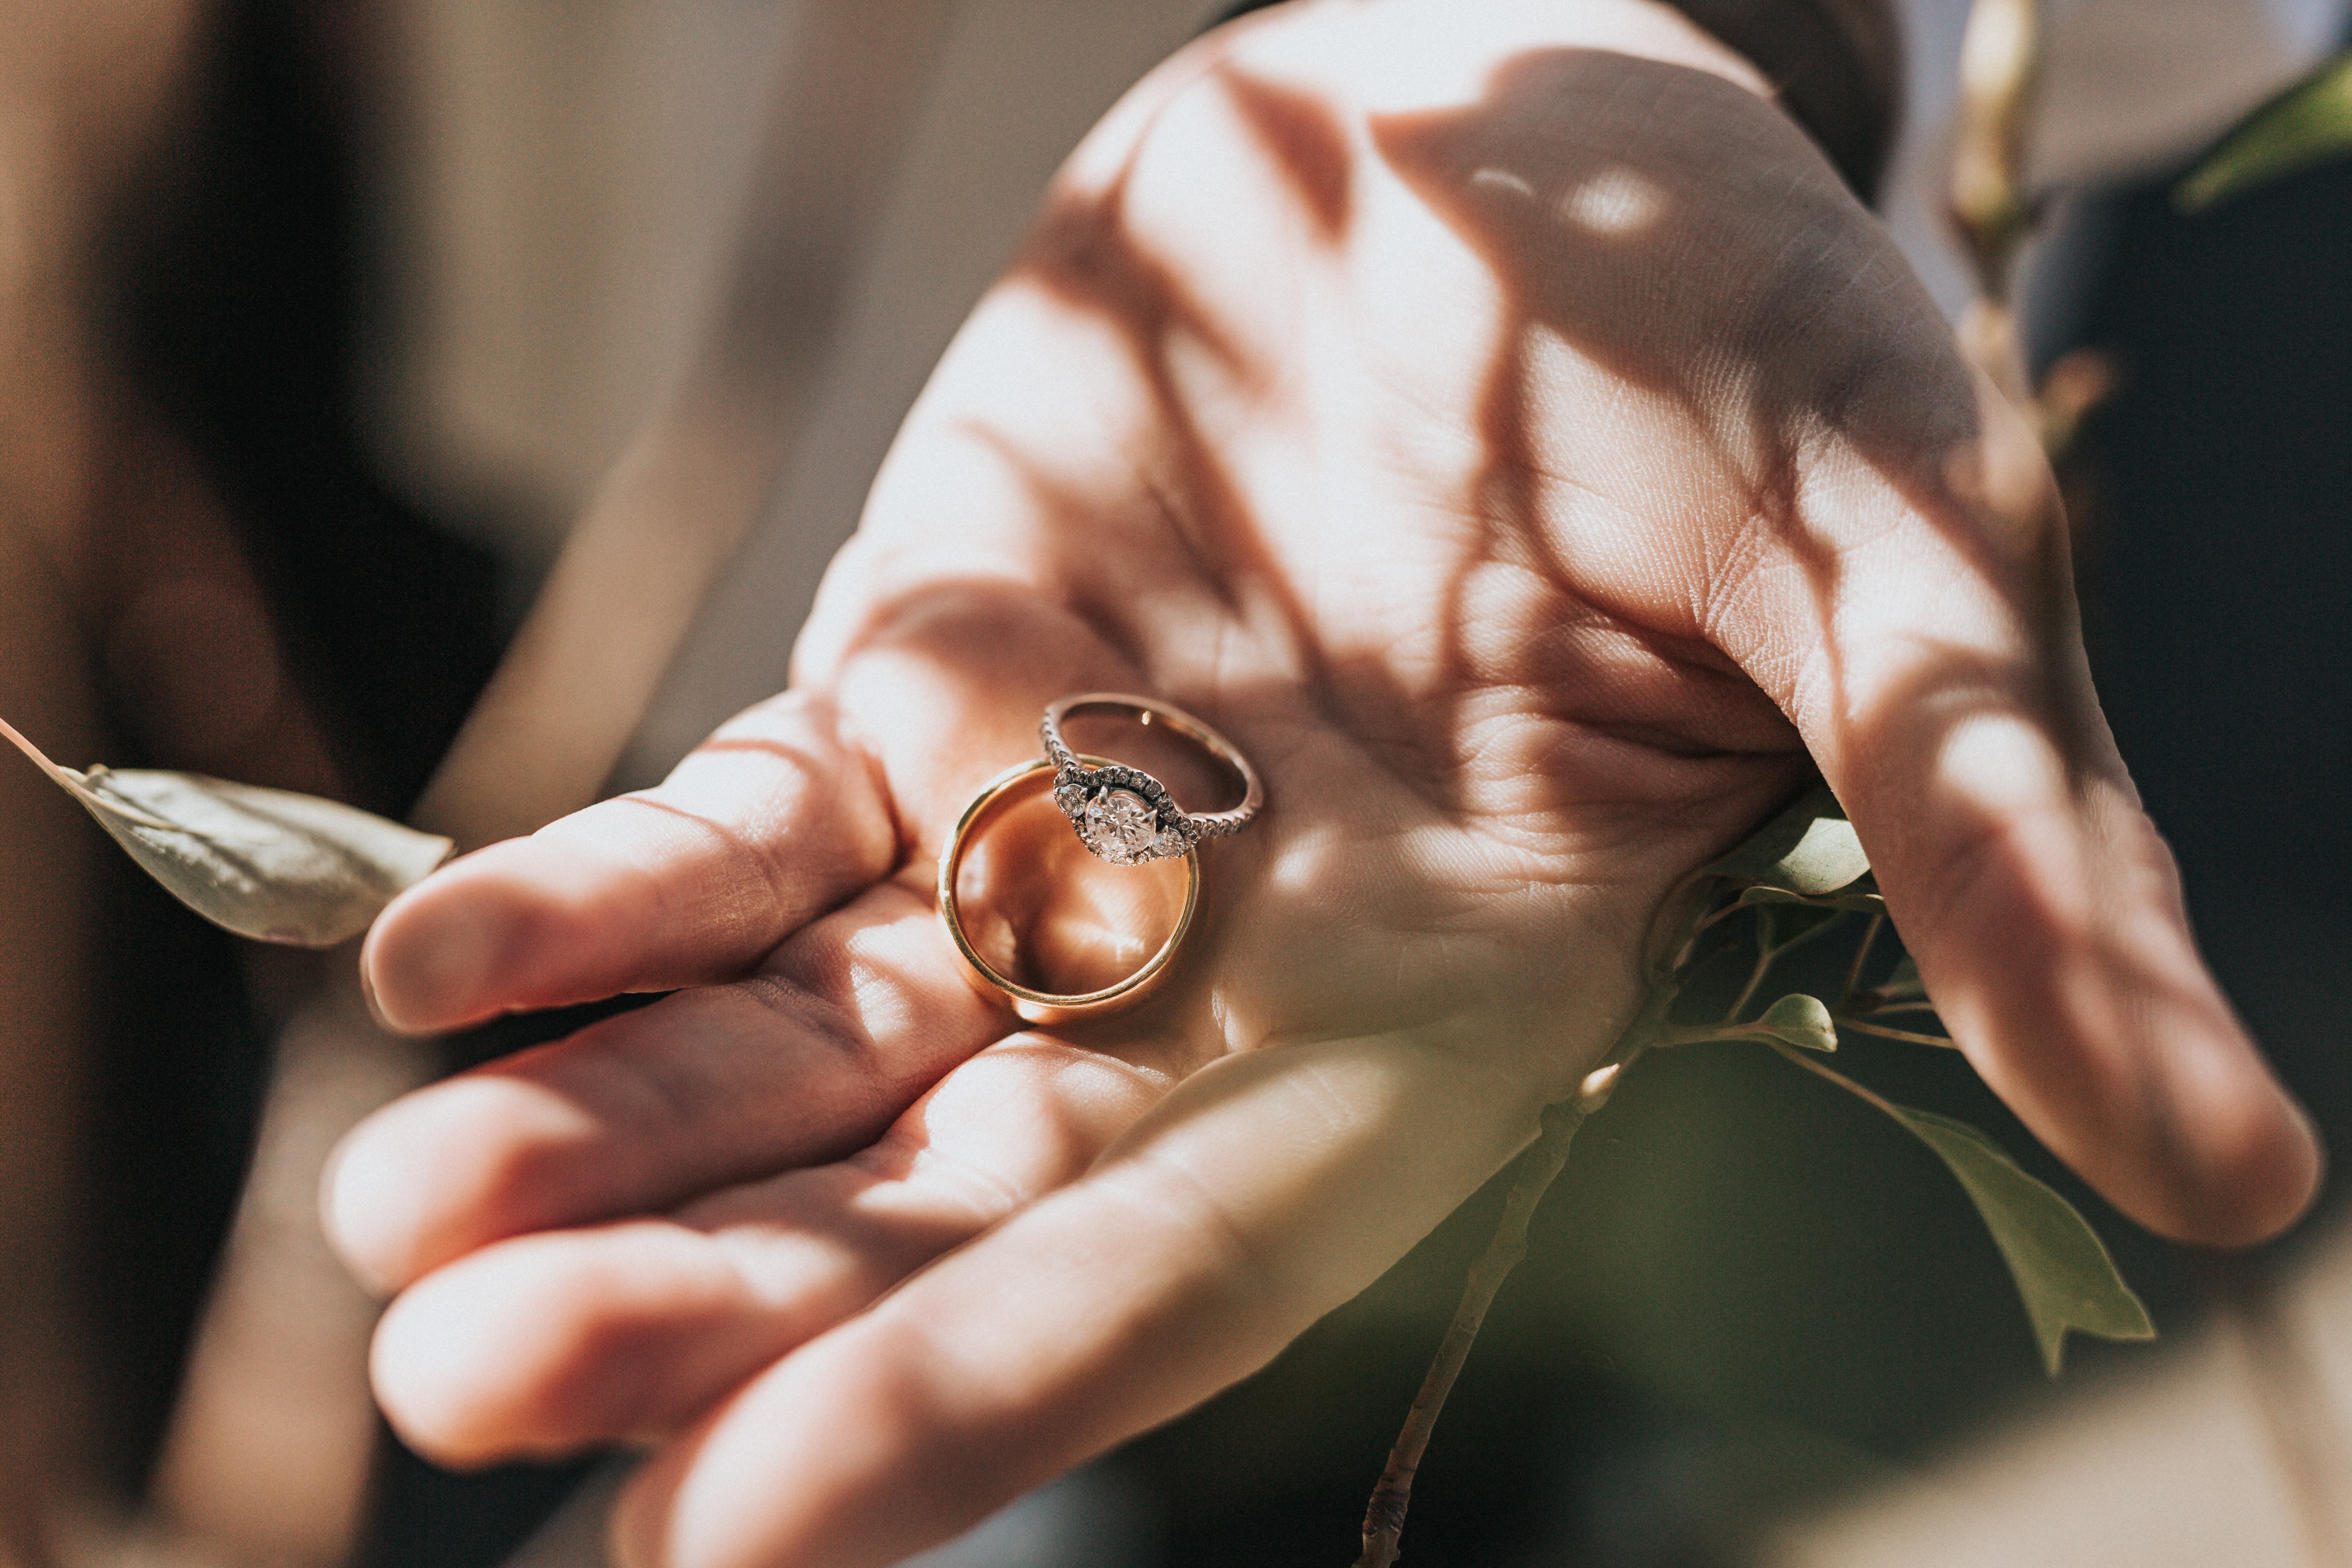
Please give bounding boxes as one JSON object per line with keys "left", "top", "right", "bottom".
{"left": 328, "top": 5, "right": 2317, "bottom": 1566}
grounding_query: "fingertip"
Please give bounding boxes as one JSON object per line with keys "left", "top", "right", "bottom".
{"left": 323, "top": 1073, "right": 604, "bottom": 1292}
{"left": 2152, "top": 1072, "right": 2325, "bottom": 1249}
{"left": 2232, "top": 1093, "right": 2325, "bottom": 1245}
{"left": 322, "top": 1115, "right": 426, "bottom": 1298}
{"left": 363, "top": 861, "right": 516, "bottom": 1034}
{"left": 367, "top": 1236, "right": 646, "bottom": 1468}
{"left": 371, "top": 1278, "right": 515, "bottom": 1470}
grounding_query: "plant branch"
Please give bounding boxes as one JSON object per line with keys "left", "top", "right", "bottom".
{"left": 1951, "top": 0, "right": 2045, "bottom": 304}
{"left": 2192, "top": 1248, "right": 2352, "bottom": 1567}
{"left": 1647, "top": 869, "right": 1725, "bottom": 984}
{"left": 1353, "top": 1098, "right": 1587, "bottom": 1568}
{"left": 1766, "top": 907, "right": 1853, "bottom": 965}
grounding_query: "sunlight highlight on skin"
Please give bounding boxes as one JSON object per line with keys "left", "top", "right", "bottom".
{"left": 1933, "top": 710, "right": 2067, "bottom": 820}
{"left": 1557, "top": 165, "right": 1665, "bottom": 234}
{"left": 1469, "top": 165, "right": 1535, "bottom": 199}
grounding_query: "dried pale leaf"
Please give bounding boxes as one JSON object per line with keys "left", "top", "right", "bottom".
{"left": 1889, "top": 1106, "right": 2154, "bottom": 1374}
{"left": 71, "top": 768, "right": 451, "bottom": 947}
{"left": 3, "top": 715, "right": 451, "bottom": 947}
{"left": 8, "top": 717, "right": 452, "bottom": 944}
{"left": 1704, "top": 785, "right": 1871, "bottom": 896}
{"left": 2178, "top": 51, "right": 2352, "bottom": 213}
{"left": 1754, "top": 993, "right": 1838, "bottom": 1053}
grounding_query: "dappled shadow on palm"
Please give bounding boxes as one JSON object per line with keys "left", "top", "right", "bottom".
{"left": 817, "top": 43, "right": 2226, "bottom": 1220}
{"left": 890, "top": 49, "right": 2067, "bottom": 961}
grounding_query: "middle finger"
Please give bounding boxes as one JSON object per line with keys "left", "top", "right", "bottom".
{"left": 366, "top": 1028, "right": 1174, "bottom": 1462}
{"left": 327, "top": 877, "right": 1009, "bottom": 1294}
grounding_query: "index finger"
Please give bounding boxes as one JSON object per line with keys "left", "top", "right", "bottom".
{"left": 362, "top": 691, "right": 900, "bottom": 1035}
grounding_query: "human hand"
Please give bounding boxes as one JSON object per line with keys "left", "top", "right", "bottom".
{"left": 325, "top": 2, "right": 2321, "bottom": 1564}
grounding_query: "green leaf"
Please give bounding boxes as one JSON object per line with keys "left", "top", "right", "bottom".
{"left": 2179, "top": 50, "right": 2352, "bottom": 213}
{"left": 1887, "top": 1107, "right": 2154, "bottom": 1374}
{"left": 4, "top": 717, "right": 451, "bottom": 947}
{"left": 1704, "top": 784, "right": 1871, "bottom": 896}
{"left": 1754, "top": 993, "right": 1838, "bottom": 1052}
{"left": 1877, "top": 954, "right": 1926, "bottom": 1001}
{"left": 1855, "top": 954, "right": 1933, "bottom": 1016}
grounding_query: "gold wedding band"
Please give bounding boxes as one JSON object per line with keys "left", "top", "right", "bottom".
{"left": 938, "top": 757, "right": 1200, "bottom": 1025}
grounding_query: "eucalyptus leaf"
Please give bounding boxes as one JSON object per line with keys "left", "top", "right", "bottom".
{"left": 1887, "top": 1106, "right": 2154, "bottom": 1374}
{"left": 1876, "top": 954, "right": 1926, "bottom": 1002}
{"left": 2178, "top": 50, "right": 2352, "bottom": 213}
{"left": 1755, "top": 993, "right": 1838, "bottom": 1052}
{"left": 1855, "top": 953, "right": 1938, "bottom": 1019}
{"left": 80, "top": 769, "right": 451, "bottom": 947}
{"left": 4, "top": 717, "right": 451, "bottom": 947}
{"left": 1704, "top": 784, "right": 1871, "bottom": 896}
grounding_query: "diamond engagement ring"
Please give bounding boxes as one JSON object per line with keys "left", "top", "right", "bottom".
{"left": 1041, "top": 693, "right": 1263, "bottom": 865}
{"left": 938, "top": 757, "right": 1200, "bottom": 1023}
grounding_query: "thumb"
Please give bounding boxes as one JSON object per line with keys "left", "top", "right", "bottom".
{"left": 1729, "top": 372, "right": 2320, "bottom": 1247}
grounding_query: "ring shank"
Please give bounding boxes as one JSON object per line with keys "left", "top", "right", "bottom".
{"left": 1040, "top": 692, "right": 1263, "bottom": 838}
{"left": 938, "top": 757, "right": 1200, "bottom": 1024}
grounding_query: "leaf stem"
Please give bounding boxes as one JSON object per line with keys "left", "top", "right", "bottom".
{"left": 1834, "top": 1017, "right": 1960, "bottom": 1049}
{"left": 1353, "top": 1099, "right": 1586, "bottom": 1568}
{"left": 1724, "top": 942, "right": 1776, "bottom": 1025}
{"left": 1763, "top": 1037, "right": 1902, "bottom": 1115}
{"left": 0, "top": 714, "right": 189, "bottom": 833}
{"left": 0, "top": 712, "right": 78, "bottom": 791}
{"left": 1694, "top": 898, "right": 1756, "bottom": 937}
{"left": 1840, "top": 910, "right": 1885, "bottom": 1007}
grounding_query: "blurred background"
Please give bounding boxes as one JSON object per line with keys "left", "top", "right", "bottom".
{"left": 1, "top": 0, "right": 2349, "bottom": 1564}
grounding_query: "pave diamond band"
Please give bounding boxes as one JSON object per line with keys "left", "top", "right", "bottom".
{"left": 1041, "top": 693, "right": 1263, "bottom": 864}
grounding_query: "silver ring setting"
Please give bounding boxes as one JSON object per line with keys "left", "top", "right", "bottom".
{"left": 1041, "top": 693, "right": 1263, "bottom": 866}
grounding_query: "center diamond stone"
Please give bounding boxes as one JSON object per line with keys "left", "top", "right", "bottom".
{"left": 1077, "top": 787, "right": 1172, "bottom": 864}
